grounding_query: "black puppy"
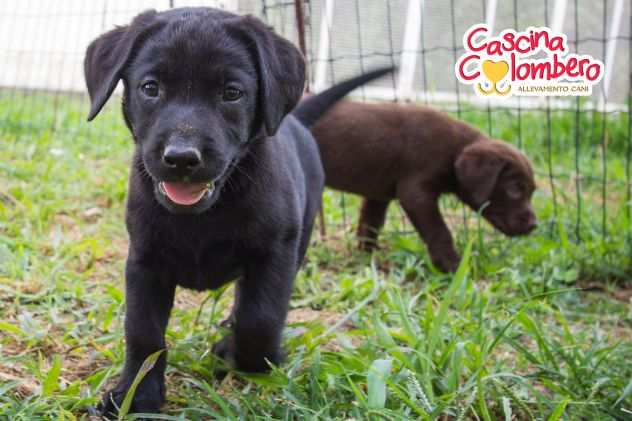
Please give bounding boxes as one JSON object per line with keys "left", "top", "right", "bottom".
{"left": 84, "top": 7, "right": 393, "bottom": 416}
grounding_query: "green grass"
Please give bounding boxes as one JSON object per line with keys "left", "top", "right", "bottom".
{"left": 0, "top": 92, "right": 631, "bottom": 420}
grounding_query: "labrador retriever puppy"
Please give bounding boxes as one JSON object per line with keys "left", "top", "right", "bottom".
{"left": 84, "top": 7, "right": 393, "bottom": 416}
{"left": 308, "top": 101, "right": 538, "bottom": 272}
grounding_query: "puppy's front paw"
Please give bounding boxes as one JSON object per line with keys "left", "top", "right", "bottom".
{"left": 358, "top": 237, "right": 379, "bottom": 252}
{"left": 212, "top": 334, "right": 283, "bottom": 373}
{"left": 430, "top": 251, "right": 461, "bottom": 273}
{"left": 98, "top": 381, "right": 163, "bottom": 420}
{"left": 212, "top": 334, "right": 237, "bottom": 369}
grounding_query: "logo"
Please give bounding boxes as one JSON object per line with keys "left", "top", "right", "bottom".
{"left": 455, "top": 24, "right": 604, "bottom": 98}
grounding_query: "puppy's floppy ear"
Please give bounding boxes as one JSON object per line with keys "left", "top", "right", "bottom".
{"left": 84, "top": 10, "right": 161, "bottom": 121}
{"left": 227, "top": 16, "right": 306, "bottom": 136}
{"left": 455, "top": 142, "right": 507, "bottom": 208}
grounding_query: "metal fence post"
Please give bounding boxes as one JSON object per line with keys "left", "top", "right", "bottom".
{"left": 314, "top": 0, "right": 335, "bottom": 92}
{"left": 294, "top": 0, "right": 309, "bottom": 92}
{"left": 397, "top": 0, "right": 422, "bottom": 101}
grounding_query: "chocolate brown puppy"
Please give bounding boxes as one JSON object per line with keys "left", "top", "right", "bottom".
{"left": 310, "top": 101, "right": 537, "bottom": 272}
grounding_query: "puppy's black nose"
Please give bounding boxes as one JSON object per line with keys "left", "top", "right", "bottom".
{"left": 162, "top": 145, "right": 202, "bottom": 170}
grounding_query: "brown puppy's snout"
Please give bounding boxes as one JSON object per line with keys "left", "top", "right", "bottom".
{"left": 162, "top": 144, "right": 202, "bottom": 171}
{"left": 514, "top": 209, "right": 537, "bottom": 234}
{"left": 523, "top": 212, "right": 538, "bottom": 233}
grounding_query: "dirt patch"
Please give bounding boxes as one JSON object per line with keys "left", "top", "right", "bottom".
{"left": 287, "top": 307, "right": 359, "bottom": 352}
{"left": 578, "top": 280, "right": 632, "bottom": 302}
{"left": 613, "top": 287, "right": 632, "bottom": 302}
{"left": 287, "top": 308, "right": 344, "bottom": 326}
{"left": 0, "top": 369, "right": 38, "bottom": 397}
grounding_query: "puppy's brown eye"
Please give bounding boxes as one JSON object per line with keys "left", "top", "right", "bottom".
{"left": 141, "top": 81, "right": 159, "bottom": 98}
{"left": 222, "top": 87, "right": 243, "bottom": 102}
{"left": 507, "top": 182, "right": 524, "bottom": 199}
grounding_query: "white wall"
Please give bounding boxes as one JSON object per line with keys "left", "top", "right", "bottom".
{"left": 1, "top": 0, "right": 628, "bottom": 109}
{"left": 0, "top": 0, "right": 237, "bottom": 92}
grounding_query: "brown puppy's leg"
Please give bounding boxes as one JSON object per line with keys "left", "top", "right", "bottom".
{"left": 357, "top": 199, "right": 390, "bottom": 251}
{"left": 396, "top": 181, "right": 460, "bottom": 272}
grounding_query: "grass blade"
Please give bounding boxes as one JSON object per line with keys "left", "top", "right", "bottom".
{"left": 427, "top": 241, "right": 472, "bottom": 354}
{"left": 614, "top": 378, "right": 632, "bottom": 408}
{"left": 367, "top": 358, "right": 392, "bottom": 409}
{"left": 118, "top": 349, "right": 165, "bottom": 419}
{"left": 42, "top": 355, "right": 61, "bottom": 396}
{"left": 502, "top": 396, "right": 512, "bottom": 421}
{"left": 547, "top": 398, "right": 569, "bottom": 421}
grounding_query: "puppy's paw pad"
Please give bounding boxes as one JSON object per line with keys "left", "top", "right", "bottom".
{"left": 98, "top": 386, "right": 163, "bottom": 419}
{"left": 98, "top": 389, "right": 125, "bottom": 419}
{"left": 358, "top": 240, "right": 379, "bottom": 252}
{"left": 431, "top": 254, "right": 461, "bottom": 273}
{"left": 212, "top": 335, "right": 237, "bottom": 365}
{"left": 212, "top": 335, "right": 285, "bottom": 373}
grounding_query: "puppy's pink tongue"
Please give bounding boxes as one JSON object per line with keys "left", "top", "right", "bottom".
{"left": 161, "top": 182, "right": 208, "bottom": 205}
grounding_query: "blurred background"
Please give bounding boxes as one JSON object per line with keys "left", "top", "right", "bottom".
{"left": 1, "top": 0, "right": 629, "bottom": 104}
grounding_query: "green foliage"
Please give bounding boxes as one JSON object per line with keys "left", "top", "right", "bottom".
{"left": 119, "top": 350, "right": 164, "bottom": 419}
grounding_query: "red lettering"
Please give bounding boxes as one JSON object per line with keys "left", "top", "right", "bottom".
{"left": 585, "top": 63, "right": 601, "bottom": 81}
{"left": 578, "top": 58, "right": 590, "bottom": 76}
{"left": 550, "top": 36, "right": 565, "bottom": 52}
{"left": 502, "top": 32, "right": 515, "bottom": 51}
{"left": 488, "top": 40, "right": 502, "bottom": 56}
{"left": 551, "top": 54, "right": 566, "bottom": 79}
{"left": 467, "top": 26, "right": 488, "bottom": 52}
{"left": 459, "top": 54, "right": 481, "bottom": 80}
{"left": 531, "top": 62, "right": 549, "bottom": 79}
{"left": 532, "top": 30, "right": 549, "bottom": 50}
{"left": 516, "top": 35, "right": 531, "bottom": 54}
{"left": 516, "top": 63, "right": 530, "bottom": 80}
{"left": 567, "top": 57, "right": 579, "bottom": 77}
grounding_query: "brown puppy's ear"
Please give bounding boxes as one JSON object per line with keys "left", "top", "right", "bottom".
{"left": 227, "top": 16, "right": 306, "bottom": 136}
{"left": 84, "top": 10, "right": 161, "bottom": 121}
{"left": 455, "top": 142, "right": 507, "bottom": 208}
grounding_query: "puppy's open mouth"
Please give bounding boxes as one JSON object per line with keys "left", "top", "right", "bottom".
{"left": 158, "top": 181, "right": 215, "bottom": 206}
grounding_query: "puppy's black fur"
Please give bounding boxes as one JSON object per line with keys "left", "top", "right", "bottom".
{"left": 84, "top": 7, "right": 392, "bottom": 416}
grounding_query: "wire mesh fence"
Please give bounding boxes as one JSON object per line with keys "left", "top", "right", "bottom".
{"left": 1, "top": 0, "right": 630, "bottom": 271}
{"left": 259, "top": 0, "right": 632, "bottom": 272}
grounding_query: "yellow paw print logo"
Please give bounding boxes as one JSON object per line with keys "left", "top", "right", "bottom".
{"left": 477, "top": 60, "right": 511, "bottom": 96}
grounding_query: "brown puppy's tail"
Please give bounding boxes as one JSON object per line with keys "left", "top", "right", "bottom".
{"left": 292, "top": 66, "right": 396, "bottom": 129}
